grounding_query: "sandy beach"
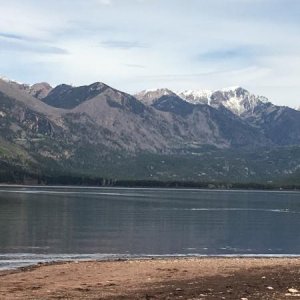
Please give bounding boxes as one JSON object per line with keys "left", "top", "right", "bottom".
{"left": 0, "top": 258, "right": 300, "bottom": 299}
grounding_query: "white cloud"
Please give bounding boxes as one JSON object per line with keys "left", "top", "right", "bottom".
{"left": 95, "top": 0, "right": 111, "bottom": 4}
{"left": 0, "top": 0, "right": 299, "bottom": 107}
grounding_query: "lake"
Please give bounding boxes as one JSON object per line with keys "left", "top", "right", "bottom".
{"left": 0, "top": 186, "right": 300, "bottom": 269}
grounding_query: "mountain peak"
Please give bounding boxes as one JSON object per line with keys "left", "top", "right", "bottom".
{"left": 30, "top": 82, "right": 53, "bottom": 99}
{"left": 42, "top": 82, "right": 110, "bottom": 109}
{"left": 0, "top": 76, "right": 53, "bottom": 100}
{"left": 210, "top": 88, "right": 269, "bottom": 115}
{"left": 0, "top": 76, "right": 25, "bottom": 85}
{"left": 176, "top": 89, "right": 213, "bottom": 105}
{"left": 177, "top": 87, "right": 270, "bottom": 116}
{"left": 0, "top": 76, "right": 10, "bottom": 83}
{"left": 88, "top": 82, "right": 108, "bottom": 89}
{"left": 137, "top": 86, "right": 271, "bottom": 116}
{"left": 135, "top": 88, "right": 175, "bottom": 105}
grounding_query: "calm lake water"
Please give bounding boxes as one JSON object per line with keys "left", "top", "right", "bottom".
{"left": 0, "top": 186, "right": 300, "bottom": 269}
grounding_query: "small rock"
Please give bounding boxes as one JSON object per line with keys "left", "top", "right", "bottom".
{"left": 267, "top": 286, "right": 274, "bottom": 290}
{"left": 106, "top": 283, "right": 116, "bottom": 287}
{"left": 285, "top": 292, "right": 300, "bottom": 297}
{"left": 241, "top": 298, "right": 248, "bottom": 300}
{"left": 176, "top": 288, "right": 183, "bottom": 292}
{"left": 288, "top": 288, "right": 299, "bottom": 294}
{"left": 261, "top": 276, "right": 266, "bottom": 279}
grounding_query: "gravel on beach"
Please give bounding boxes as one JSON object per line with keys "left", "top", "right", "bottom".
{"left": 0, "top": 258, "right": 300, "bottom": 299}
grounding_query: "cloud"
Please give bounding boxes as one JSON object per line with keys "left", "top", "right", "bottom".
{"left": 139, "top": 66, "right": 270, "bottom": 81}
{"left": 0, "top": 32, "right": 24, "bottom": 41}
{"left": 124, "top": 63, "right": 146, "bottom": 69}
{"left": 198, "top": 46, "right": 257, "bottom": 62}
{"left": 100, "top": 40, "right": 147, "bottom": 49}
{"left": 0, "top": 38, "right": 69, "bottom": 55}
{"left": 0, "top": 0, "right": 299, "bottom": 107}
{"left": 95, "top": 0, "right": 111, "bottom": 4}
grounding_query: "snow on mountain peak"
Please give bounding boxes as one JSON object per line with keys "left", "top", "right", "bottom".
{"left": 0, "top": 75, "right": 26, "bottom": 86}
{"left": 176, "top": 89, "right": 213, "bottom": 105}
{"left": 136, "top": 86, "right": 270, "bottom": 116}
{"left": 0, "top": 76, "right": 10, "bottom": 83}
{"left": 0, "top": 75, "right": 53, "bottom": 99}
{"left": 210, "top": 87, "right": 269, "bottom": 115}
{"left": 135, "top": 88, "right": 176, "bottom": 104}
{"left": 176, "top": 87, "right": 261, "bottom": 114}
{"left": 142, "top": 88, "right": 174, "bottom": 96}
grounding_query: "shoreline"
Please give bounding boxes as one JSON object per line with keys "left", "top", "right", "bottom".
{"left": 2, "top": 254, "right": 300, "bottom": 272}
{"left": 1, "top": 257, "right": 300, "bottom": 299}
{"left": 0, "top": 184, "right": 300, "bottom": 192}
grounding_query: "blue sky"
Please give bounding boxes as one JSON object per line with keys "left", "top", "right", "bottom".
{"left": 0, "top": 0, "right": 299, "bottom": 107}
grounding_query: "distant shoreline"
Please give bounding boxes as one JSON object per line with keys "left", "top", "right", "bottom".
{"left": 1, "top": 258, "right": 300, "bottom": 299}
{"left": 2, "top": 254, "right": 300, "bottom": 272}
{"left": 0, "top": 183, "right": 299, "bottom": 192}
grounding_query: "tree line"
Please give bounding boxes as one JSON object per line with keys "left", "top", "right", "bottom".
{"left": 0, "top": 163, "right": 299, "bottom": 190}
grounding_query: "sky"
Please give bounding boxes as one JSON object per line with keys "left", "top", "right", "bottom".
{"left": 0, "top": 0, "right": 299, "bottom": 107}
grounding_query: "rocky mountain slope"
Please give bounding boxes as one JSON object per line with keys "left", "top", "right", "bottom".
{"left": 136, "top": 86, "right": 300, "bottom": 147}
{"left": 0, "top": 77, "right": 53, "bottom": 100}
{"left": 175, "top": 87, "right": 268, "bottom": 116}
{"left": 0, "top": 77, "right": 299, "bottom": 183}
{"left": 137, "top": 86, "right": 269, "bottom": 117}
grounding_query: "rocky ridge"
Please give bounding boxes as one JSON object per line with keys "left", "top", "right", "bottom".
{"left": 0, "top": 76, "right": 299, "bottom": 182}
{"left": 137, "top": 86, "right": 270, "bottom": 117}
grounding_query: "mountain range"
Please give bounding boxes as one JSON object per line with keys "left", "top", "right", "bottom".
{"left": 0, "top": 76, "right": 299, "bottom": 184}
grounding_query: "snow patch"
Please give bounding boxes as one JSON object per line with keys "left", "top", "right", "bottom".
{"left": 0, "top": 76, "right": 10, "bottom": 83}
{"left": 135, "top": 88, "right": 176, "bottom": 104}
{"left": 0, "top": 76, "right": 26, "bottom": 86}
{"left": 141, "top": 88, "right": 173, "bottom": 96}
{"left": 177, "top": 89, "right": 213, "bottom": 105}
{"left": 137, "top": 85, "right": 271, "bottom": 116}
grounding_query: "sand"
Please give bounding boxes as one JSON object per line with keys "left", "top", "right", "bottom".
{"left": 0, "top": 258, "right": 300, "bottom": 299}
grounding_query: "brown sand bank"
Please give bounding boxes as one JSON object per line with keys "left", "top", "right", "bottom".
{"left": 0, "top": 258, "right": 300, "bottom": 299}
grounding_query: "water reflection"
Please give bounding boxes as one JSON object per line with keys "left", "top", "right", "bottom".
{"left": 0, "top": 187, "right": 300, "bottom": 257}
